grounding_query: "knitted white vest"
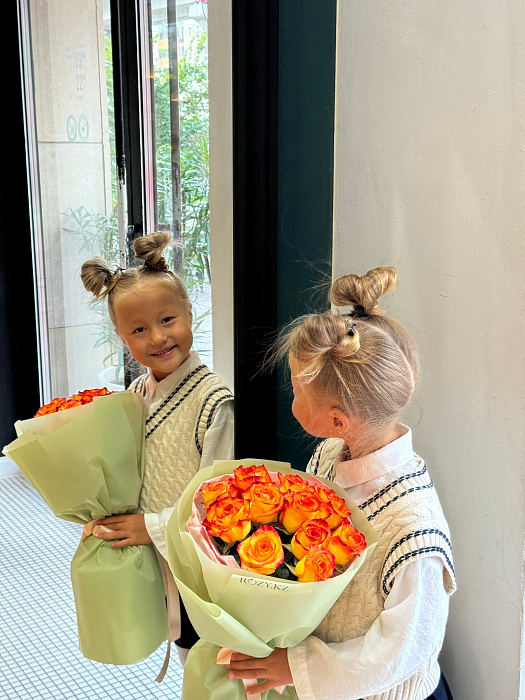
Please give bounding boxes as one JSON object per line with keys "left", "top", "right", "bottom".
{"left": 132, "top": 364, "right": 233, "bottom": 513}
{"left": 308, "top": 438, "right": 456, "bottom": 700}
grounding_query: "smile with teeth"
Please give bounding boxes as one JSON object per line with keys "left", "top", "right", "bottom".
{"left": 151, "top": 345, "right": 176, "bottom": 357}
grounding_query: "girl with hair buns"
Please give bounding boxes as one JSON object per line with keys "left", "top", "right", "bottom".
{"left": 81, "top": 232, "right": 234, "bottom": 664}
{"left": 227, "top": 267, "right": 455, "bottom": 700}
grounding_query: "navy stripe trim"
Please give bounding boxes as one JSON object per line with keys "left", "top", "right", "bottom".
{"left": 145, "top": 365, "right": 210, "bottom": 426}
{"left": 145, "top": 372, "right": 212, "bottom": 439}
{"left": 381, "top": 545, "right": 456, "bottom": 596}
{"left": 383, "top": 529, "right": 453, "bottom": 569}
{"left": 359, "top": 463, "right": 428, "bottom": 510}
{"left": 194, "top": 389, "right": 234, "bottom": 455}
{"left": 363, "top": 482, "right": 434, "bottom": 520}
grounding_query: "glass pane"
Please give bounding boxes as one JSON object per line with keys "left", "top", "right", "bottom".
{"left": 21, "top": 0, "right": 124, "bottom": 400}
{"left": 148, "top": 0, "right": 212, "bottom": 365}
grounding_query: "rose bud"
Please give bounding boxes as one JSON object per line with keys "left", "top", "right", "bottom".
{"left": 237, "top": 525, "right": 285, "bottom": 576}
{"left": 291, "top": 519, "right": 331, "bottom": 561}
{"left": 231, "top": 464, "right": 272, "bottom": 492}
{"left": 316, "top": 486, "right": 351, "bottom": 530}
{"left": 201, "top": 481, "right": 240, "bottom": 509}
{"left": 279, "top": 489, "right": 331, "bottom": 534}
{"left": 327, "top": 520, "right": 367, "bottom": 566}
{"left": 203, "top": 496, "right": 251, "bottom": 543}
{"left": 277, "top": 473, "right": 309, "bottom": 495}
{"left": 243, "top": 482, "right": 285, "bottom": 524}
{"left": 35, "top": 397, "right": 67, "bottom": 416}
{"left": 295, "top": 545, "right": 335, "bottom": 582}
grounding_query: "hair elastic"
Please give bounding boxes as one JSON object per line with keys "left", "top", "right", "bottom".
{"left": 347, "top": 323, "right": 357, "bottom": 337}
{"left": 350, "top": 305, "right": 369, "bottom": 319}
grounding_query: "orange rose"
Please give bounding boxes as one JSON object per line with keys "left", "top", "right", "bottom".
{"left": 279, "top": 489, "right": 331, "bottom": 533}
{"left": 291, "top": 518, "right": 331, "bottom": 560}
{"left": 34, "top": 397, "right": 67, "bottom": 416}
{"left": 295, "top": 545, "right": 335, "bottom": 582}
{"left": 277, "top": 473, "right": 309, "bottom": 495}
{"left": 201, "top": 481, "right": 240, "bottom": 508}
{"left": 327, "top": 520, "right": 367, "bottom": 566}
{"left": 203, "top": 497, "right": 251, "bottom": 543}
{"left": 34, "top": 387, "right": 114, "bottom": 416}
{"left": 230, "top": 464, "right": 272, "bottom": 492}
{"left": 243, "top": 482, "right": 285, "bottom": 524}
{"left": 237, "top": 525, "right": 284, "bottom": 576}
{"left": 316, "top": 486, "right": 351, "bottom": 530}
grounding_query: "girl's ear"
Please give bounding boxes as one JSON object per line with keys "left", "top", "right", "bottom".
{"left": 187, "top": 303, "right": 193, "bottom": 326}
{"left": 331, "top": 408, "right": 351, "bottom": 436}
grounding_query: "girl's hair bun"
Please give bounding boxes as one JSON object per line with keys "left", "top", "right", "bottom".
{"left": 330, "top": 266, "right": 398, "bottom": 316}
{"left": 80, "top": 257, "right": 120, "bottom": 300}
{"left": 133, "top": 231, "right": 171, "bottom": 271}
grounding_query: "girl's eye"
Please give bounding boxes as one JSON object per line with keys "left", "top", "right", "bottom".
{"left": 132, "top": 327, "right": 145, "bottom": 334}
{"left": 162, "top": 316, "right": 176, "bottom": 323}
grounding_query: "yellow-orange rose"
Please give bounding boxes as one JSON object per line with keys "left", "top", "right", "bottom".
{"left": 237, "top": 525, "right": 284, "bottom": 576}
{"left": 291, "top": 518, "right": 331, "bottom": 560}
{"left": 278, "top": 473, "right": 309, "bottom": 495}
{"left": 243, "top": 482, "right": 285, "bottom": 524}
{"left": 316, "top": 485, "right": 351, "bottom": 530}
{"left": 295, "top": 545, "right": 335, "bottom": 582}
{"left": 230, "top": 464, "right": 272, "bottom": 492}
{"left": 203, "top": 497, "right": 251, "bottom": 543}
{"left": 279, "top": 489, "right": 331, "bottom": 533}
{"left": 327, "top": 520, "right": 367, "bottom": 566}
{"left": 201, "top": 481, "right": 240, "bottom": 508}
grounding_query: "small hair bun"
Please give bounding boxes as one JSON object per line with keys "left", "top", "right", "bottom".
{"left": 80, "top": 257, "right": 119, "bottom": 300}
{"left": 330, "top": 266, "right": 398, "bottom": 316}
{"left": 133, "top": 231, "right": 172, "bottom": 271}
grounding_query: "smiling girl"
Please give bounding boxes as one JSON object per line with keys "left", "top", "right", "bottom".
{"left": 81, "top": 232, "right": 234, "bottom": 664}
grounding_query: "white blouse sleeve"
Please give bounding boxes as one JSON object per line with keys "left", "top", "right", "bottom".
{"left": 144, "top": 400, "right": 234, "bottom": 559}
{"left": 287, "top": 556, "right": 449, "bottom": 700}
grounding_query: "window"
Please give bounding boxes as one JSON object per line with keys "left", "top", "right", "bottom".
{"left": 19, "top": 0, "right": 211, "bottom": 401}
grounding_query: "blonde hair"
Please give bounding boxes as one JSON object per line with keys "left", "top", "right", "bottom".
{"left": 279, "top": 266, "right": 419, "bottom": 433}
{"left": 80, "top": 232, "right": 190, "bottom": 326}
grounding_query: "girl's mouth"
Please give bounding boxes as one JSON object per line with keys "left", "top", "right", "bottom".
{"left": 151, "top": 345, "right": 176, "bottom": 358}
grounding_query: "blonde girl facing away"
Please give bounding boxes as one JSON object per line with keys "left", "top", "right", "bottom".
{"left": 227, "top": 267, "right": 456, "bottom": 700}
{"left": 81, "top": 232, "right": 234, "bottom": 662}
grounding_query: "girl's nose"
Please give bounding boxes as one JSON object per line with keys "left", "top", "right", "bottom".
{"left": 151, "top": 327, "right": 167, "bottom": 346}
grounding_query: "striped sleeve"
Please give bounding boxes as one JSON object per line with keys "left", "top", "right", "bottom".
{"left": 381, "top": 527, "right": 456, "bottom": 597}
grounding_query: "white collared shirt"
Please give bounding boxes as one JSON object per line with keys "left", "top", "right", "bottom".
{"left": 288, "top": 427, "right": 450, "bottom": 700}
{"left": 141, "top": 353, "right": 234, "bottom": 557}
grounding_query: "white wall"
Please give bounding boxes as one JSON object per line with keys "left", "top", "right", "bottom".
{"left": 333, "top": 2, "right": 525, "bottom": 698}
{"left": 208, "top": 0, "right": 234, "bottom": 391}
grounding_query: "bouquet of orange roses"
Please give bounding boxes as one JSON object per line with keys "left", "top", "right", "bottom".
{"left": 3, "top": 388, "right": 168, "bottom": 666}
{"left": 165, "top": 459, "right": 379, "bottom": 700}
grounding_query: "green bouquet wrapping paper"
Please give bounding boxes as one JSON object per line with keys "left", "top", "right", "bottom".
{"left": 3, "top": 391, "right": 168, "bottom": 665}
{"left": 165, "top": 459, "right": 379, "bottom": 700}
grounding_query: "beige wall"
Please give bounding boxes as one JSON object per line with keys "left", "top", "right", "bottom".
{"left": 333, "top": 2, "right": 525, "bottom": 698}
{"left": 208, "top": 0, "right": 234, "bottom": 391}
{"left": 31, "top": 0, "right": 112, "bottom": 398}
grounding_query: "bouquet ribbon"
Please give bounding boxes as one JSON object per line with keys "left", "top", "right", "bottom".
{"left": 154, "top": 549, "right": 182, "bottom": 683}
{"left": 216, "top": 648, "right": 287, "bottom": 700}
{"left": 81, "top": 520, "right": 112, "bottom": 540}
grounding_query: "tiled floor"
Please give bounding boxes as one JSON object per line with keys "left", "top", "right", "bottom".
{"left": 0, "top": 474, "right": 183, "bottom": 699}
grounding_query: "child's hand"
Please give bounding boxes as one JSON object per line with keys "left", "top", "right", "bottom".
{"left": 226, "top": 648, "right": 293, "bottom": 695}
{"left": 94, "top": 513, "right": 152, "bottom": 547}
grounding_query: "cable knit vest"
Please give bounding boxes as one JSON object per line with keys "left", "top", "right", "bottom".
{"left": 308, "top": 438, "right": 456, "bottom": 700}
{"left": 132, "top": 364, "right": 233, "bottom": 513}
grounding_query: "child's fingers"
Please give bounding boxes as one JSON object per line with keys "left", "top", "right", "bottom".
{"left": 96, "top": 529, "right": 127, "bottom": 540}
{"left": 110, "top": 538, "right": 134, "bottom": 548}
{"left": 96, "top": 515, "right": 129, "bottom": 525}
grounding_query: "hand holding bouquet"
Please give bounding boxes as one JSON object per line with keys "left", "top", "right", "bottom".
{"left": 3, "top": 389, "right": 168, "bottom": 665}
{"left": 165, "top": 459, "right": 379, "bottom": 700}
